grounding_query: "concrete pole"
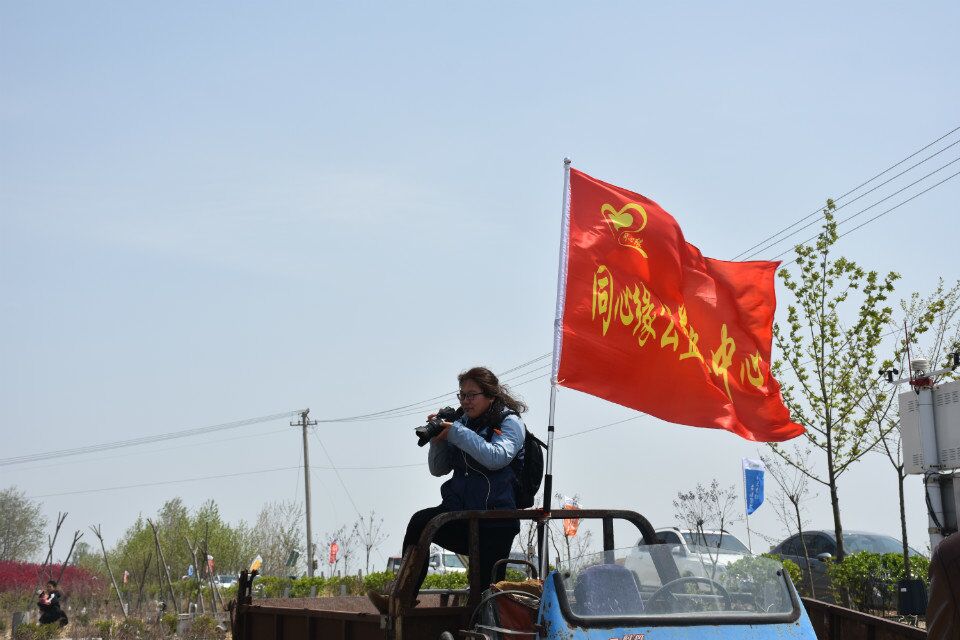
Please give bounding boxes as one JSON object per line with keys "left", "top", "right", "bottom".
{"left": 293, "top": 410, "right": 318, "bottom": 577}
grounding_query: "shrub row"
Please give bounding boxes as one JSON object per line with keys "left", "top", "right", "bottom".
{"left": 827, "top": 551, "right": 930, "bottom": 611}
{"left": 253, "top": 568, "right": 530, "bottom": 598}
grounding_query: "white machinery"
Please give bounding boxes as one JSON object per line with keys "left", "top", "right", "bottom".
{"left": 896, "top": 356, "right": 960, "bottom": 551}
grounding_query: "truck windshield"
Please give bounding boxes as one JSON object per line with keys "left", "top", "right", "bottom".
{"left": 559, "top": 546, "right": 797, "bottom": 624}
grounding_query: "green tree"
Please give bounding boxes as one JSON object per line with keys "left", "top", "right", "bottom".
{"left": 0, "top": 486, "right": 46, "bottom": 561}
{"left": 769, "top": 203, "right": 899, "bottom": 561}
{"left": 863, "top": 279, "right": 960, "bottom": 577}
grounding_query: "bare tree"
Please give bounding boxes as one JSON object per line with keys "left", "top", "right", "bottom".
{"left": 353, "top": 511, "right": 388, "bottom": 575}
{"left": 514, "top": 497, "right": 542, "bottom": 566}
{"left": 323, "top": 526, "right": 350, "bottom": 576}
{"left": 56, "top": 530, "right": 84, "bottom": 584}
{"left": 91, "top": 524, "right": 127, "bottom": 618}
{"left": 249, "top": 501, "right": 304, "bottom": 577}
{"left": 673, "top": 479, "right": 740, "bottom": 578}
{"left": 36, "top": 512, "right": 67, "bottom": 587}
{"left": 763, "top": 450, "right": 817, "bottom": 596}
{"left": 865, "top": 280, "right": 960, "bottom": 579}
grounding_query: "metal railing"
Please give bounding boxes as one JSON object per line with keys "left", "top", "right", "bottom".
{"left": 802, "top": 597, "right": 926, "bottom": 640}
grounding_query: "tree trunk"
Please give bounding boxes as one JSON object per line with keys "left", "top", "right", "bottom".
{"left": 828, "top": 470, "right": 844, "bottom": 561}
{"left": 898, "top": 467, "right": 911, "bottom": 580}
{"left": 794, "top": 501, "right": 816, "bottom": 598}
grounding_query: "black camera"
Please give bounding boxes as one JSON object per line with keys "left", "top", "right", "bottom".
{"left": 414, "top": 406, "right": 461, "bottom": 447}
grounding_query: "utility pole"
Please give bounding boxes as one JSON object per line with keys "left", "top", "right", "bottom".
{"left": 292, "top": 409, "right": 318, "bottom": 577}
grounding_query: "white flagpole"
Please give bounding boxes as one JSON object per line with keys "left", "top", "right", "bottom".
{"left": 539, "top": 157, "right": 572, "bottom": 578}
{"left": 742, "top": 459, "right": 754, "bottom": 554}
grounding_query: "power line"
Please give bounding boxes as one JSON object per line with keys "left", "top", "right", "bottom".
{"left": 28, "top": 464, "right": 302, "bottom": 499}
{"left": 312, "top": 428, "right": 364, "bottom": 520}
{"left": 0, "top": 409, "right": 305, "bottom": 467}
{"left": 315, "top": 354, "right": 552, "bottom": 424}
{"left": 732, "top": 125, "right": 960, "bottom": 260}
{"left": 743, "top": 143, "right": 960, "bottom": 260}
{"left": 10, "top": 425, "right": 291, "bottom": 474}
{"left": 777, "top": 167, "right": 960, "bottom": 264}
{"left": 556, "top": 416, "right": 643, "bottom": 440}
{"left": 26, "top": 459, "right": 428, "bottom": 499}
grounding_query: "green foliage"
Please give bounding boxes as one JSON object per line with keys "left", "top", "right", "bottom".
{"left": 114, "top": 617, "right": 147, "bottom": 639}
{"left": 363, "top": 571, "right": 395, "bottom": 593}
{"left": 161, "top": 612, "right": 178, "bottom": 635}
{"left": 422, "top": 572, "right": 468, "bottom": 590}
{"left": 185, "top": 614, "right": 220, "bottom": 640}
{"left": 0, "top": 486, "right": 46, "bottom": 562}
{"left": 95, "top": 619, "right": 114, "bottom": 639}
{"left": 289, "top": 576, "right": 325, "bottom": 597}
{"left": 254, "top": 575, "right": 292, "bottom": 598}
{"left": 717, "top": 554, "right": 799, "bottom": 612}
{"left": 770, "top": 206, "right": 903, "bottom": 560}
{"left": 779, "top": 558, "right": 803, "bottom": 588}
{"left": 505, "top": 568, "right": 529, "bottom": 582}
{"left": 826, "top": 551, "right": 929, "bottom": 611}
{"left": 12, "top": 622, "right": 61, "bottom": 640}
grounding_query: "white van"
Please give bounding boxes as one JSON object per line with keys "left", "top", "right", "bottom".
{"left": 427, "top": 545, "right": 467, "bottom": 575}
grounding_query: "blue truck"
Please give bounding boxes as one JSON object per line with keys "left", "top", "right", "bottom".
{"left": 230, "top": 508, "right": 887, "bottom": 640}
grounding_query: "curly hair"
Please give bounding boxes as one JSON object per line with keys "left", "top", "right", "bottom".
{"left": 458, "top": 366, "right": 528, "bottom": 414}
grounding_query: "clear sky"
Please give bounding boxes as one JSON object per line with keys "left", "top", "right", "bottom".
{"left": 2, "top": 1, "right": 959, "bottom": 568}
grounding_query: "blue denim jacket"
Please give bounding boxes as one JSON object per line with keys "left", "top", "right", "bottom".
{"left": 428, "top": 409, "right": 525, "bottom": 515}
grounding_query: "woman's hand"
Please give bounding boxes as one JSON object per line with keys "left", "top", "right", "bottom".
{"left": 427, "top": 413, "right": 454, "bottom": 442}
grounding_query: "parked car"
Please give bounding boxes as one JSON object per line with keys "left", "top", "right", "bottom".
{"left": 767, "top": 529, "right": 924, "bottom": 599}
{"left": 427, "top": 545, "right": 467, "bottom": 575}
{"left": 214, "top": 574, "right": 239, "bottom": 589}
{"left": 627, "top": 527, "right": 752, "bottom": 583}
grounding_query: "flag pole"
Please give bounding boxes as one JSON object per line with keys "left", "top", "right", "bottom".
{"left": 742, "top": 459, "right": 754, "bottom": 554}
{"left": 539, "top": 157, "right": 572, "bottom": 578}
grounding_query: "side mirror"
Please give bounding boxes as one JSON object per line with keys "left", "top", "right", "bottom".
{"left": 816, "top": 552, "right": 833, "bottom": 563}
{"left": 671, "top": 546, "right": 685, "bottom": 556}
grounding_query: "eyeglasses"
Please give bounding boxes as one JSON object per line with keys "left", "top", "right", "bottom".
{"left": 457, "top": 391, "right": 485, "bottom": 401}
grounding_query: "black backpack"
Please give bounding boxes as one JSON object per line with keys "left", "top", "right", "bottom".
{"left": 512, "top": 429, "right": 546, "bottom": 509}
{"left": 479, "top": 412, "right": 547, "bottom": 509}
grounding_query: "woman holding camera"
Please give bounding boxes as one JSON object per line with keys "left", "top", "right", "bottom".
{"left": 369, "top": 366, "right": 527, "bottom": 612}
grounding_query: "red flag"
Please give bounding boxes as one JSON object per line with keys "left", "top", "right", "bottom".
{"left": 557, "top": 168, "right": 803, "bottom": 442}
{"left": 328, "top": 542, "right": 339, "bottom": 565}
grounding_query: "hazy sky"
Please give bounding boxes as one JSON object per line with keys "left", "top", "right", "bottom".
{"left": 2, "top": 1, "right": 959, "bottom": 570}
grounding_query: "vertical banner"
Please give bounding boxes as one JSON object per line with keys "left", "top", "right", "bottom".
{"left": 742, "top": 458, "right": 766, "bottom": 515}
{"left": 562, "top": 496, "right": 580, "bottom": 537}
{"left": 250, "top": 555, "right": 263, "bottom": 572}
{"left": 329, "top": 541, "right": 339, "bottom": 566}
